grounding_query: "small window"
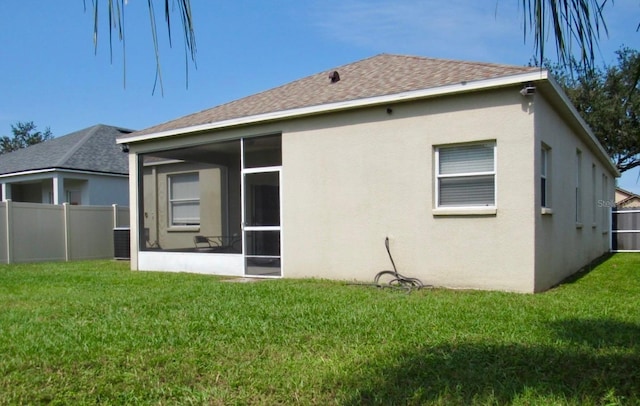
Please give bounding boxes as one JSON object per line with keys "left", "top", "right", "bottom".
{"left": 541, "top": 146, "right": 550, "bottom": 208}
{"left": 435, "top": 142, "right": 496, "bottom": 207}
{"left": 591, "top": 164, "right": 597, "bottom": 225}
{"left": 575, "top": 150, "right": 583, "bottom": 224}
{"left": 168, "top": 172, "right": 200, "bottom": 226}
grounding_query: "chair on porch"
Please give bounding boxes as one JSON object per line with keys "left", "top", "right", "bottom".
{"left": 193, "top": 235, "right": 243, "bottom": 253}
{"left": 193, "top": 235, "right": 219, "bottom": 252}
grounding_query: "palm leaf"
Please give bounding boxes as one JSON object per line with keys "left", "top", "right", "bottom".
{"left": 521, "top": 0, "right": 609, "bottom": 69}
{"left": 87, "top": 0, "right": 197, "bottom": 94}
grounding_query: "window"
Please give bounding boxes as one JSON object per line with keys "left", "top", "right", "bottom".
{"left": 575, "top": 150, "right": 582, "bottom": 224}
{"left": 541, "top": 146, "right": 550, "bottom": 208}
{"left": 168, "top": 172, "right": 200, "bottom": 226}
{"left": 591, "top": 164, "right": 597, "bottom": 225}
{"left": 436, "top": 142, "right": 496, "bottom": 207}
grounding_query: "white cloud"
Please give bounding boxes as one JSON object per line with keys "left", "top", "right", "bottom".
{"left": 309, "top": 0, "right": 532, "bottom": 63}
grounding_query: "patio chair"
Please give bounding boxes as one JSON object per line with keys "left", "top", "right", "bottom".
{"left": 194, "top": 235, "right": 219, "bottom": 252}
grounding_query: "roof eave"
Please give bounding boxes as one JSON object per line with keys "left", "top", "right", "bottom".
{"left": 542, "top": 76, "right": 620, "bottom": 177}
{"left": 0, "top": 167, "right": 128, "bottom": 179}
{"left": 118, "top": 70, "right": 549, "bottom": 145}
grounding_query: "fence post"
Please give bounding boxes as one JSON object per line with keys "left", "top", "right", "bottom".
{"left": 63, "top": 203, "right": 70, "bottom": 262}
{"left": 112, "top": 204, "right": 118, "bottom": 228}
{"left": 5, "top": 199, "right": 12, "bottom": 264}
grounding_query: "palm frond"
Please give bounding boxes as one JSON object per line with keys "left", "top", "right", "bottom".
{"left": 521, "top": 0, "right": 609, "bottom": 69}
{"left": 89, "top": 0, "right": 197, "bottom": 95}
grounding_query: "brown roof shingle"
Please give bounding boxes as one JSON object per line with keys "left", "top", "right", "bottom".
{"left": 129, "top": 54, "right": 538, "bottom": 138}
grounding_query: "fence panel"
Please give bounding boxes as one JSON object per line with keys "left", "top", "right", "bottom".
{"left": 116, "top": 205, "right": 130, "bottom": 227}
{"left": 11, "top": 202, "right": 66, "bottom": 262}
{"left": 612, "top": 209, "right": 640, "bottom": 252}
{"left": 67, "top": 205, "right": 116, "bottom": 260}
{"left": 0, "top": 201, "right": 129, "bottom": 264}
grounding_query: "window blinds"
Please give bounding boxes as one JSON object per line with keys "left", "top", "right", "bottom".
{"left": 438, "top": 143, "right": 495, "bottom": 207}
{"left": 170, "top": 173, "right": 200, "bottom": 224}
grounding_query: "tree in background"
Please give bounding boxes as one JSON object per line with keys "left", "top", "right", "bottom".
{"left": 0, "top": 122, "right": 53, "bottom": 155}
{"left": 548, "top": 47, "right": 640, "bottom": 173}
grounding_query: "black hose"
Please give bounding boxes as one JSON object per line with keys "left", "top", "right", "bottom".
{"left": 374, "top": 237, "right": 426, "bottom": 290}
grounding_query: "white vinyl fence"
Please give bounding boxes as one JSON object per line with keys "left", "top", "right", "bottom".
{"left": 0, "top": 200, "right": 129, "bottom": 264}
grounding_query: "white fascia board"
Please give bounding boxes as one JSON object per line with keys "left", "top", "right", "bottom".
{"left": 119, "top": 71, "right": 549, "bottom": 145}
{"left": 0, "top": 168, "right": 56, "bottom": 179}
{"left": 0, "top": 168, "right": 128, "bottom": 180}
{"left": 545, "top": 76, "right": 620, "bottom": 177}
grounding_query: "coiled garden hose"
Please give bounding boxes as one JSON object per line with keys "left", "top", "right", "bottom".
{"left": 374, "top": 237, "right": 427, "bottom": 290}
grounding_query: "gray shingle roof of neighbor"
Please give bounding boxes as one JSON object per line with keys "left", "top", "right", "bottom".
{"left": 124, "top": 53, "right": 539, "bottom": 138}
{"left": 0, "top": 124, "right": 133, "bottom": 176}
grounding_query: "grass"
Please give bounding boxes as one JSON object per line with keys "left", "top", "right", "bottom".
{"left": 0, "top": 255, "right": 638, "bottom": 405}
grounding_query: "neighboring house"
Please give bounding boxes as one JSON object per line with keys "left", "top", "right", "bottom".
{"left": 615, "top": 187, "right": 640, "bottom": 208}
{"left": 0, "top": 124, "right": 132, "bottom": 206}
{"left": 118, "top": 54, "right": 619, "bottom": 293}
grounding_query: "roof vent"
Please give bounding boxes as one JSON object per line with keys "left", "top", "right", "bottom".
{"left": 329, "top": 70, "right": 340, "bottom": 83}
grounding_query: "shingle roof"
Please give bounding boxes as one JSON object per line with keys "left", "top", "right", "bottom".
{"left": 0, "top": 124, "right": 133, "bottom": 176}
{"left": 126, "top": 54, "right": 539, "bottom": 138}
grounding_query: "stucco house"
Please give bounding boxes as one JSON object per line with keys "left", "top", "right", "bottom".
{"left": 118, "top": 54, "right": 618, "bottom": 293}
{"left": 0, "top": 124, "right": 131, "bottom": 206}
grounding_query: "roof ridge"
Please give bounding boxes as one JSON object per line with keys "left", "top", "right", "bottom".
{"left": 376, "top": 53, "right": 536, "bottom": 70}
{"left": 55, "top": 124, "right": 102, "bottom": 166}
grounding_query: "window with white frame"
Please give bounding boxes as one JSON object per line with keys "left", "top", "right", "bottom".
{"left": 436, "top": 142, "right": 496, "bottom": 207}
{"left": 541, "top": 145, "right": 550, "bottom": 208}
{"left": 591, "top": 164, "right": 597, "bottom": 224}
{"left": 168, "top": 172, "right": 200, "bottom": 226}
{"left": 575, "top": 150, "right": 583, "bottom": 224}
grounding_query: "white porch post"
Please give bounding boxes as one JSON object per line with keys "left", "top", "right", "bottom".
{"left": 1, "top": 183, "right": 10, "bottom": 201}
{"left": 52, "top": 174, "right": 64, "bottom": 204}
{"left": 128, "top": 153, "right": 139, "bottom": 270}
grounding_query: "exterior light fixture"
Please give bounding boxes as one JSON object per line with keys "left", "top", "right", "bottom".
{"left": 520, "top": 83, "right": 536, "bottom": 96}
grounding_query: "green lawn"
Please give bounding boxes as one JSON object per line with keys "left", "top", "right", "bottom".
{"left": 0, "top": 255, "right": 638, "bottom": 405}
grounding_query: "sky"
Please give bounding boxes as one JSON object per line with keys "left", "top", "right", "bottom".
{"left": 1, "top": 1, "right": 639, "bottom": 191}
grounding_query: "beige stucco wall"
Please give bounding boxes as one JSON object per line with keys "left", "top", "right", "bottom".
{"left": 534, "top": 93, "right": 615, "bottom": 291}
{"left": 282, "top": 88, "right": 537, "bottom": 292}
